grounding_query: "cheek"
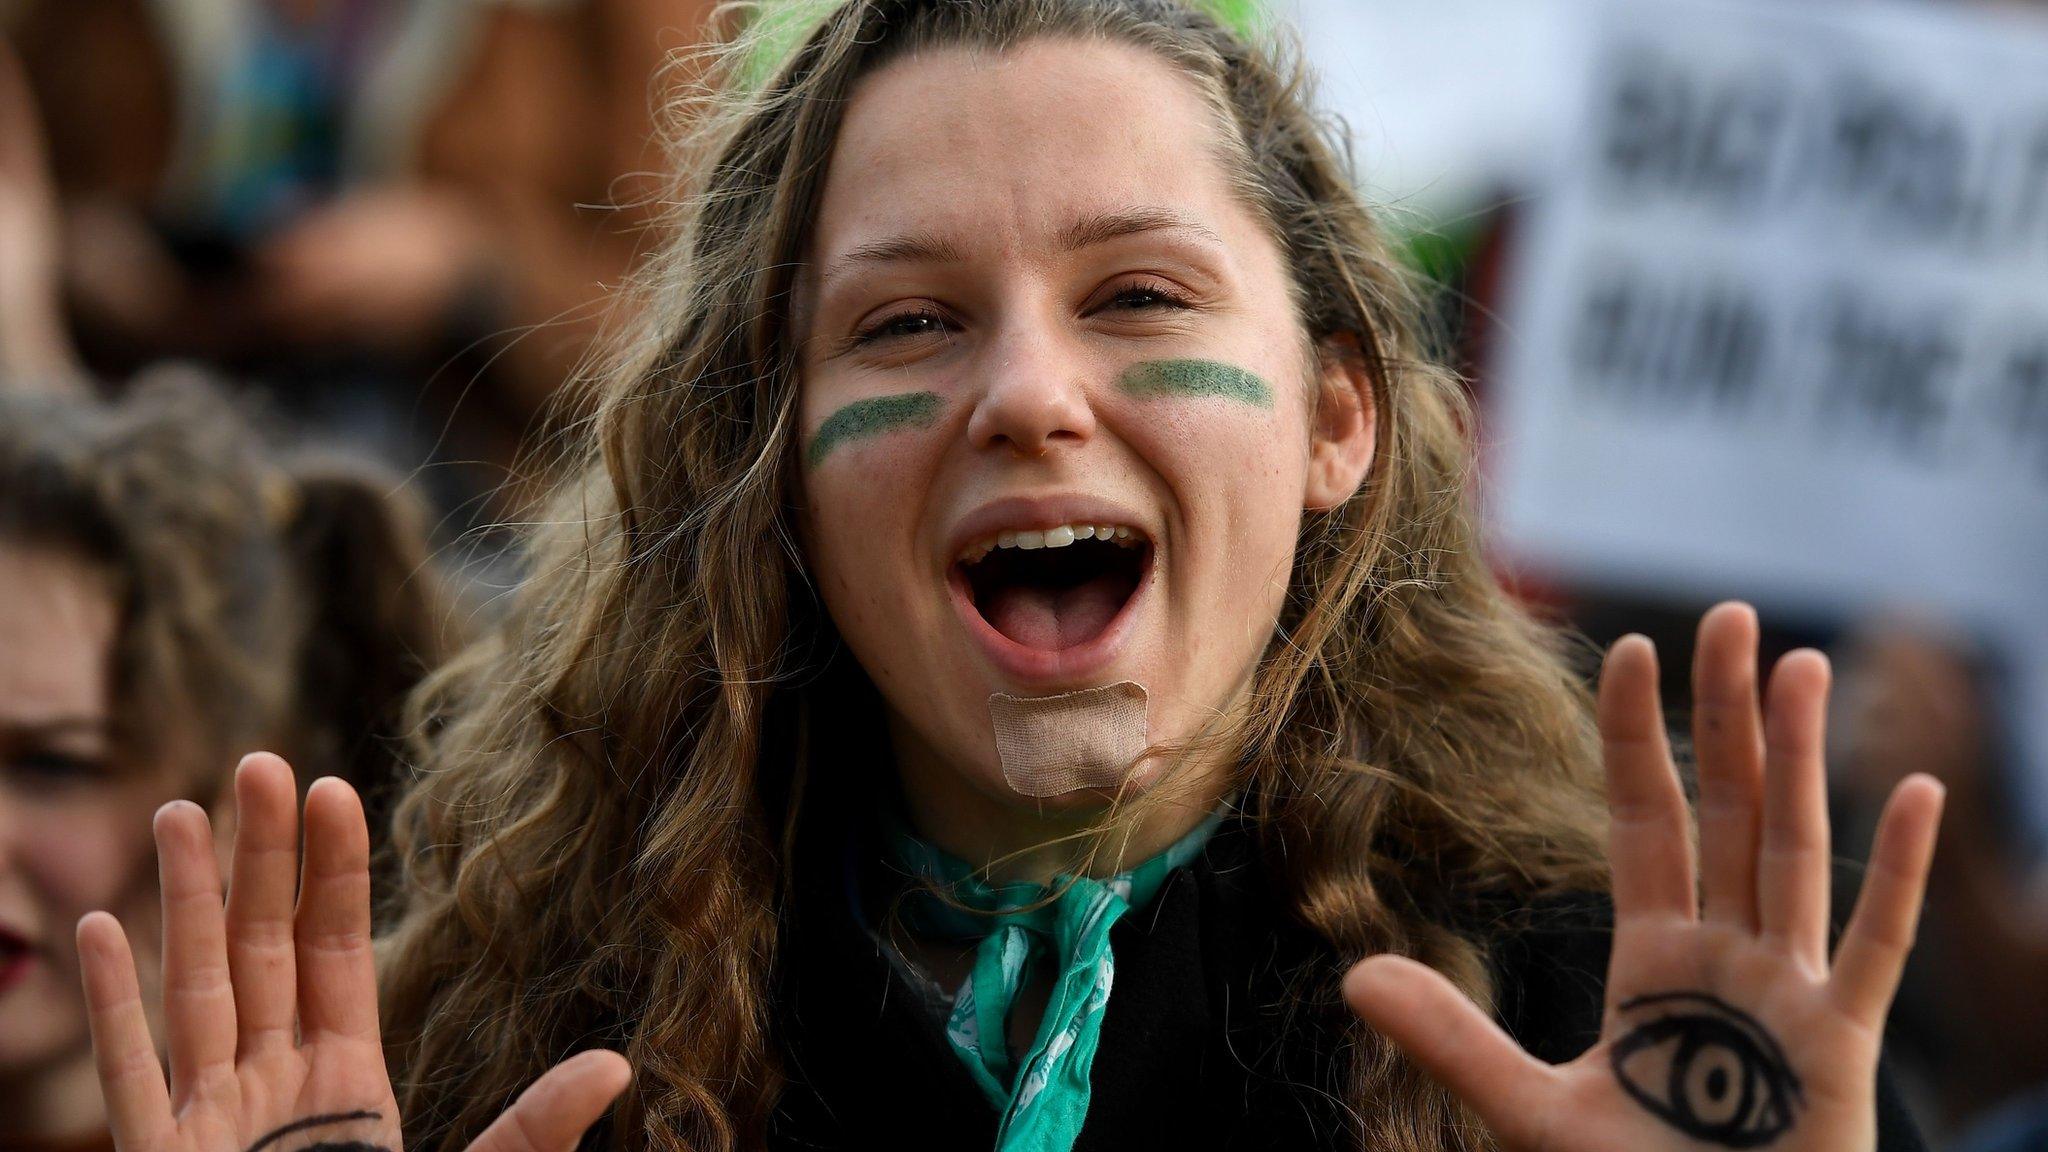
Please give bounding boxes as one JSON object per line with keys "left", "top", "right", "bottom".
{"left": 1121, "top": 390, "right": 1315, "bottom": 518}
{"left": 1123, "top": 393, "right": 1312, "bottom": 640}
{"left": 24, "top": 798, "right": 160, "bottom": 926}
{"left": 800, "top": 449, "right": 936, "bottom": 639}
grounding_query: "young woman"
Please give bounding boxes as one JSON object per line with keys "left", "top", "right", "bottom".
{"left": 71, "top": 1, "right": 1946, "bottom": 1150}
{"left": 0, "top": 376, "right": 455, "bottom": 1149}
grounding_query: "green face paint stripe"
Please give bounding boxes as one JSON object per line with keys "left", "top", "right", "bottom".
{"left": 1116, "top": 359, "right": 1274, "bottom": 409}
{"left": 805, "top": 391, "right": 942, "bottom": 468}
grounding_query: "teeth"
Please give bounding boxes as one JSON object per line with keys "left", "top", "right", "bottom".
{"left": 958, "top": 521, "right": 1146, "bottom": 564}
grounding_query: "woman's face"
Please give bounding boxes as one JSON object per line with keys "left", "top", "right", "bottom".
{"left": 793, "top": 38, "right": 1372, "bottom": 828}
{"left": 0, "top": 543, "right": 169, "bottom": 1107}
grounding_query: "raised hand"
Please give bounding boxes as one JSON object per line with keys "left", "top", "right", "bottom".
{"left": 77, "top": 753, "right": 631, "bottom": 1152}
{"left": 1343, "top": 602, "right": 1945, "bottom": 1152}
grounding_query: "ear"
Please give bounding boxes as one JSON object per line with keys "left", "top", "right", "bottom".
{"left": 1303, "top": 333, "right": 1377, "bottom": 511}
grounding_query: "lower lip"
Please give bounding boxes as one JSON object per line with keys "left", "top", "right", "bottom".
{"left": 0, "top": 951, "right": 35, "bottom": 995}
{"left": 947, "top": 547, "right": 1154, "bottom": 687}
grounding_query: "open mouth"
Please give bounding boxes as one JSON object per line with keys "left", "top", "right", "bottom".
{"left": 955, "top": 523, "right": 1151, "bottom": 652}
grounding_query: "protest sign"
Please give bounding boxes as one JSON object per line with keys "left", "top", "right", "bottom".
{"left": 1484, "top": 0, "right": 2048, "bottom": 836}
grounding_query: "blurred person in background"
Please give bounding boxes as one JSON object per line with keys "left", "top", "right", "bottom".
{"left": 0, "top": 0, "right": 712, "bottom": 512}
{"left": 0, "top": 374, "right": 459, "bottom": 1150}
{"left": 1832, "top": 623, "right": 2048, "bottom": 1151}
{"left": 0, "top": 38, "right": 82, "bottom": 392}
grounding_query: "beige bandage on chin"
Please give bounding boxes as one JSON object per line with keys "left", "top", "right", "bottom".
{"left": 988, "top": 681, "right": 1150, "bottom": 798}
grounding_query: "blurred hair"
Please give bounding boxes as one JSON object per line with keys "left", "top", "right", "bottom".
{"left": 0, "top": 370, "right": 459, "bottom": 813}
{"left": 378, "top": 2, "right": 1611, "bottom": 1150}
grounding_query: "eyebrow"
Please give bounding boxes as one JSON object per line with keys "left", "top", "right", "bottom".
{"left": 820, "top": 207, "right": 1227, "bottom": 289}
{"left": 1055, "top": 206, "right": 1225, "bottom": 252}
{"left": 828, "top": 231, "right": 969, "bottom": 281}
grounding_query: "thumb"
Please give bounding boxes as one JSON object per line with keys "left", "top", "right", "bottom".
{"left": 1343, "top": 955, "right": 1557, "bottom": 1144}
{"left": 467, "top": 1050, "right": 632, "bottom": 1152}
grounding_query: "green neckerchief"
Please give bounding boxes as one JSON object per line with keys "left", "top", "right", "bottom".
{"left": 883, "top": 811, "right": 1225, "bottom": 1152}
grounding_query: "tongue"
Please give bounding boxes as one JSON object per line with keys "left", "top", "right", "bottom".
{"left": 981, "top": 575, "right": 1129, "bottom": 650}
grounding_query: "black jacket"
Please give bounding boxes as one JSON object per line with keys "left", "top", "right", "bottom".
{"left": 768, "top": 813, "right": 1928, "bottom": 1152}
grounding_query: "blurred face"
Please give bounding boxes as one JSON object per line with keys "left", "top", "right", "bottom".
{"left": 793, "top": 39, "right": 1372, "bottom": 848}
{"left": 0, "top": 544, "right": 168, "bottom": 1127}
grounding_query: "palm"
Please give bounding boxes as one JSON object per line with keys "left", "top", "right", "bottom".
{"left": 1346, "top": 603, "right": 1943, "bottom": 1152}
{"left": 78, "top": 755, "right": 628, "bottom": 1152}
{"left": 1528, "top": 929, "right": 1880, "bottom": 1152}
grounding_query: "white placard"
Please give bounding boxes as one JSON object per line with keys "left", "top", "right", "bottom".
{"left": 1489, "top": 0, "right": 2048, "bottom": 839}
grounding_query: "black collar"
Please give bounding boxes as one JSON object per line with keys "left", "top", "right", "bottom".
{"left": 768, "top": 808, "right": 1351, "bottom": 1150}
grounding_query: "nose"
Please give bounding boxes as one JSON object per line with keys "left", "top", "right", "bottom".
{"left": 966, "top": 330, "right": 1098, "bottom": 458}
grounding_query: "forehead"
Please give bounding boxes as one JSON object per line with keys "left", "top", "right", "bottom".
{"left": 0, "top": 543, "right": 118, "bottom": 722}
{"left": 812, "top": 37, "right": 1250, "bottom": 264}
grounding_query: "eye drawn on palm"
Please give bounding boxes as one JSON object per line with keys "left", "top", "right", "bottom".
{"left": 1344, "top": 602, "right": 1946, "bottom": 1152}
{"left": 76, "top": 755, "right": 630, "bottom": 1152}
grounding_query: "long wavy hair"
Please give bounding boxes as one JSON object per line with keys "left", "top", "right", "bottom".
{"left": 378, "top": 2, "right": 1612, "bottom": 1150}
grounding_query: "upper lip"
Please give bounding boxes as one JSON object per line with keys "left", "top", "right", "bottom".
{"left": 0, "top": 923, "right": 30, "bottom": 954}
{"left": 944, "top": 494, "right": 1156, "bottom": 567}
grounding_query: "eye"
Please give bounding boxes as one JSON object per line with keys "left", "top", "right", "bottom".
{"left": 6, "top": 749, "right": 114, "bottom": 788}
{"left": 853, "top": 307, "right": 950, "bottom": 346}
{"left": 1609, "top": 992, "right": 1803, "bottom": 1148}
{"left": 1098, "top": 280, "right": 1192, "bottom": 313}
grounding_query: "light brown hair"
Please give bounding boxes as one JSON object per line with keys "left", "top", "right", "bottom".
{"left": 0, "top": 372, "right": 459, "bottom": 814}
{"left": 379, "top": 2, "right": 1610, "bottom": 1149}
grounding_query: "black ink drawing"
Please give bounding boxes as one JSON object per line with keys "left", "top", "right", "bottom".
{"left": 1609, "top": 992, "right": 1804, "bottom": 1148}
{"left": 244, "top": 1111, "right": 386, "bottom": 1152}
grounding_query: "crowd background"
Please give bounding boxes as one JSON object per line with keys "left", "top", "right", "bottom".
{"left": 0, "top": 0, "right": 2043, "bottom": 1149}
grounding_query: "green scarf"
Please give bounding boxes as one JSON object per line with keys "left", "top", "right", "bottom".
{"left": 884, "top": 812, "right": 1225, "bottom": 1152}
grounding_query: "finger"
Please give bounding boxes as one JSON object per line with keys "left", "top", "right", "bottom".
{"left": 1598, "top": 635, "right": 1697, "bottom": 924}
{"left": 226, "top": 753, "right": 302, "bottom": 1055}
{"left": 1830, "top": 775, "right": 1945, "bottom": 1023}
{"left": 293, "top": 777, "right": 379, "bottom": 1042}
{"left": 155, "top": 800, "right": 239, "bottom": 1104}
{"left": 1692, "top": 603, "right": 1766, "bottom": 931}
{"left": 1757, "top": 650, "right": 1833, "bottom": 970}
{"left": 467, "top": 1051, "right": 633, "bottom": 1152}
{"left": 78, "top": 911, "right": 175, "bottom": 1148}
{"left": 1343, "top": 956, "right": 1558, "bottom": 1145}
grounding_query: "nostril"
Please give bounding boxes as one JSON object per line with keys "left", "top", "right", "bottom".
{"left": 991, "top": 427, "right": 1086, "bottom": 459}
{"left": 988, "top": 433, "right": 1047, "bottom": 459}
